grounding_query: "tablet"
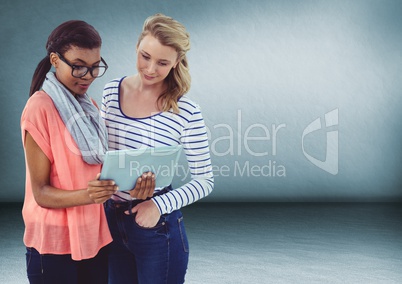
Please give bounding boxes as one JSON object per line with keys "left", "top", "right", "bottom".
{"left": 100, "top": 145, "right": 183, "bottom": 191}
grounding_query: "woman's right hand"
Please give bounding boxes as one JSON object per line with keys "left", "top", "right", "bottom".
{"left": 87, "top": 173, "right": 118, "bottom": 204}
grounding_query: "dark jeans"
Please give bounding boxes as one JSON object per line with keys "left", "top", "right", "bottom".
{"left": 105, "top": 199, "right": 189, "bottom": 284}
{"left": 25, "top": 245, "right": 108, "bottom": 284}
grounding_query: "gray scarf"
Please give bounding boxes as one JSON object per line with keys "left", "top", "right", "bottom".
{"left": 42, "top": 72, "right": 108, "bottom": 164}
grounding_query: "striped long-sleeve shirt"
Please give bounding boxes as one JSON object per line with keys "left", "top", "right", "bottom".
{"left": 101, "top": 77, "right": 214, "bottom": 214}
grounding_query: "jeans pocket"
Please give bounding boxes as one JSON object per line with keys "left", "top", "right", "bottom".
{"left": 178, "top": 216, "right": 189, "bottom": 253}
{"left": 132, "top": 214, "right": 166, "bottom": 231}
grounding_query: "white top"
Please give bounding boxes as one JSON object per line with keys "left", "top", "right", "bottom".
{"left": 101, "top": 77, "right": 214, "bottom": 214}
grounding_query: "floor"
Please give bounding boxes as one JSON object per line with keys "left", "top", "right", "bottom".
{"left": 1, "top": 202, "right": 401, "bottom": 283}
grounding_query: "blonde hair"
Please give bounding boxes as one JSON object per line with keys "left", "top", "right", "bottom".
{"left": 138, "top": 13, "right": 191, "bottom": 113}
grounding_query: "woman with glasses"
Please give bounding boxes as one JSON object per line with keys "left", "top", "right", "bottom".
{"left": 21, "top": 20, "right": 155, "bottom": 284}
{"left": 102, "top": 14, "right": 214, "bottom": 283}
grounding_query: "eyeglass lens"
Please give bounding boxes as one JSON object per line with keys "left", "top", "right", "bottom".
{"left": 72, "top": 66, "right": 106, "bottom": 78}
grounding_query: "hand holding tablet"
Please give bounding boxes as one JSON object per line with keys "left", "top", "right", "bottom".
{"left": 100, "top": 145, "right": 183, "bottom": 191}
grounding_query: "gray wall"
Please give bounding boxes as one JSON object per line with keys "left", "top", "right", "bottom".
{"left": 1, "top": 0, "right": 402, "bottom": 202}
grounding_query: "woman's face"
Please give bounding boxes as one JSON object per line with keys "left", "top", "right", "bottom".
{"left": 51, "top": 46, "right": 101, "bottom": 96}
{"left": 136, "top": 35, "right": 178, "bottom": 86}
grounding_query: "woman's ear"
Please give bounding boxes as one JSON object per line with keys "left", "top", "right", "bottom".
{"left": 49, "top": 52, "right": 58, "bottom": 68}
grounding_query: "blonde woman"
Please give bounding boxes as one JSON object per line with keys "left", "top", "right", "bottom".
{"left": 102, "top": 14, "right": 214, "bottom": 283}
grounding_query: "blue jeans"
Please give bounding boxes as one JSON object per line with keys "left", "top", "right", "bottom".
{"left": 105, "top": 199, "right": 189, "bottom": 284}
{"left": 25, "top": 246, "right": 108, "bottom": 284}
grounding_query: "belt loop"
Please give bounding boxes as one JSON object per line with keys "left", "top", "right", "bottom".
{"left": 128, "top": 200, "right": 133, "bottom": 216}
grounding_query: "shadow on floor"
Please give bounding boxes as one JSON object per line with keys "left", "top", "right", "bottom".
{"left": 1, "top": 202, "right": 402, "bottom": 283}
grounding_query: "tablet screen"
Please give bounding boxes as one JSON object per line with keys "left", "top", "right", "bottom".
{"left": 100, "top": 145, "right": 183, "bottom": 191}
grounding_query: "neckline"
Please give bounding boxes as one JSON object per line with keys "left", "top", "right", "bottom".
{"left": 117, "top": 76, "right": 163, "bottom": 120}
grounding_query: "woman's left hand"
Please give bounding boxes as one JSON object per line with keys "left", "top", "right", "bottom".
{"left": 129, "top": 172, "right": 155, "bottom": 200}
{"left": 125, "top": 200, "right": 161, "bottom": 228}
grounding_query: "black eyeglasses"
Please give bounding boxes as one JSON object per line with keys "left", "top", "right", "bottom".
{"left": 56, "top": 52, "right": 108, "bottom": 78}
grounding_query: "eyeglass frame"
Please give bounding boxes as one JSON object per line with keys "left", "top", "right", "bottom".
{"left": 55, "top": 52, "right": 108, "bottom": 78}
